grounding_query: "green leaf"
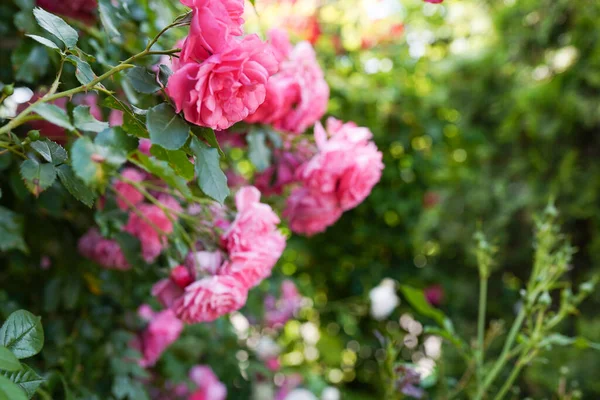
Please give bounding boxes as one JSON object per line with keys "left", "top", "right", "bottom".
{"left": 150, "top": 145, "right": 194, "bottom": 181}
{"left": 146, "top": 103, "right": 189, "bottom": 150}
{"left": 0, "top": 347, "right": 21, "bottom": 372}
{"left": 32, "top": 7, "right": 78, "bottom": 48}
{"left": 70, "top": 137, "right": 111, "bottom": 188}
{"left": 19, "top": 159, "right": 57, "bottom": 197}
{"left": 399, "top": 285, "right": 453, "bottom": 333}
{"left": 123, "top": 113, "right": 148, "bottom": 138}
{"left": 32, "top": 103, "right": 74, "bottom": 131}
{"left": 0, "top": 310, "right": 44, "bottom": 359}
{"left": 247, "top": 130, "right": 271, "bottom": 172}
{"left": 135, "top": 152, "right": 192, "bottom": 199}
{"left": 98, "top": 0, "right": 121, "bottom": 38}
{"left": 73, "top": 106, "right": 109, "bottom": 133}
{"left": 158, "top": 64, "right": 173, "bottom": 87}
{"left": 25, "top": 34, "right": 59, "bottom": 50}
{"left": 114, "top": 232, "right": 144, "bottom": 267}
{"left": 65, "top": 55, "right": 96, "bottom": 85}
{"left": 0, "top": 374, "right": 27, "bottom": 400}
{"left": 126, "top": 67, "right": 160, "bottom": 94}
{"left": 95, "top": 127, "right": 138, "bottom": 156}
{"left": 190, "top": 137, "right": 229, "bottom": 204}
{"left": 12, "top": 45, "right": 49, "bottom": 84}
{"left": 0, "top": 207, "right": 27, "bottom": 253}
{"left": 56, "top": 165, "right": 96, "bottom": 207}
{"left": 192, "top": 126, "right": 223, "bottom": 156}
{"left": 30, "top": 139, "right": 67, "bottom": 165}
{"left": 2, "top": 364, "right": 44, "bottom": 399}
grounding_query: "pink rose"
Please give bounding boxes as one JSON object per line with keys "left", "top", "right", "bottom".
{"left": 78, "top": 228, "right": 130, "bottom": 270}
{"left": 188, "top": 365, "right": 227, "bottom": 400}
{"left": 152, "top": 278, "right": 184, "bottom": 308}
{"left": 124, "top": 205, "right": 173, "bottom": 263}
{"left": 169, "top": 35, "right": 278, "bottom": 130}
{"left": 137, "top": 308, "right": 184, "bottom": 367}
{"left": 109, "top": 110, "right": 124, "bottom": 127}
{"left": 283, "top": 188, "right": 342, "bottom": 236}
{"left": 186, "top": 250, "right": 223, "bottom": 276}
{"left": 254, "top": 151, "right": 305, "bottom": 195}
{"left": 138, "top": 138, "right": 152, "bottom": 155}
{"left": 246, "top": 30, "right": 329, "bottom": 134}
{"left": 114, "top": 168, "right": 145, "bottom": 210}
{"left": 174, "top": 275, "right": 248, "bottom": 323}
{"left": 337, "top": 142, "right": 383, "bottom": 210}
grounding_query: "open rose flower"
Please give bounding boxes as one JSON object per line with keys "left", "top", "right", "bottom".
{"left": 136, "top": 308, "right": 184, "bottom": 367}
{"left": 114, "top": 168, "right": 145, "bottom": 210}
{"left": 169, "top": 35, "right": 278, "bottom": 130}
{"left": 78, "top": 228, "right": 130, "bottom": 270}
{"left": 124, "top": 205, "right": 174, "bottom": 263}
{"left": 284, "top": 188, "right": 342, "bottom": 236}
{"left": 173, "top": 275, "right": 248, "bottom": 323}
{"left": 188, "top": 365, "right": 227, "bottom": 400}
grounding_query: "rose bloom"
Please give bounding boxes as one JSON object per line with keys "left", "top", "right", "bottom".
{"left": 169, "top": 35, "right": 278, "bottom": 130}
{"left": 173, "top": 275, "right": 248, "bottom": 323}
{"left": 283, "top": 188, "right": 342, "bottom": 236}
{"left": 37, "top": 0, "right": 97, "bottom": 22}
{"left": 220, "top": 187, "right": 286, "bottom": 287}
{"left": 137, "top": 308, "right": 184, "bottom": 368}
{"left": 78, "top": 228, "right": 130, "bottom": 270}
{"left": 254, "top": 150, "right": 304, "bottom": 196}
{"left": 179, "top": 0, "right": 244, "bottom": 62}
{"left": 124, "top": 204, "right": 174, "bottom": 263}
{"left": 114, "top": 168, "right": 145, "bottom": 210}
{"left": 152, "top": 278, "right": 184, "bottom": 309}
{"left": 246, "top": 29, "right": 329, "bottom": 134}
{"left": 188, "top": 365, "right": 227, "bottom": 400}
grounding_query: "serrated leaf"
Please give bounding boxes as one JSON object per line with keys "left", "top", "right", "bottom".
{"left": 150, "top": 145, "right": 194, "bottom": 181}
{"left": 0, "top": 310, "right": 44, "bottom": 360}
{"left": 65, "top": 55, "right": 96, "bottom": 85}
{"left": 247, "top": 130, "right": 271, "bottom": 172}
{"left": 73, "top": 106, "right": 109, "bottom": 133}
{"left": 135, "top": 152, "right": 192, "bottom": 199}
{"left": 32, "top": 7, "right": 78, "bottom": 48}
{"left": 25, "top": 34, "right": 59, "bottom": 50}
{"left": 158, "top": 64, "right": 173, "bottom": 87}
{"left": 126, "top": 67, "right": 160, "bottom": 94}
{"left": 32, "top": 103, "right": 73, "bottom": 130}
{"left": 98, "top": 0, "right": 121, "bottom": 38}
{"left": 190, "top": 137, "right": 229, "bottom": 203}
{"left": 0, "top": 346, "right": 21, "bottom": 372}
{"left": 0, "top": 374, "right": 27, "bottom": 400}
{"left": 30, "top": 139, "right": 67, "bottom": 165}
{"left": 56, "top": 165, "right": 96, "bottom": 207}
{"left": 70, "top": 137, "right": 106, "bottom": 188}
{"left": 95, "top": 127, "right": 138, "bottom": 156}
{"left": 19, "top": 159, "right": 57, "bottom": 197}
{"left": 0, "top": 207, "right": 27, "bottom": 253}
{"left": 2, "top": 364, "right": 44, "bottom": 399}
{"left": 146, "top": 103, "right": 189, "bottom": 150}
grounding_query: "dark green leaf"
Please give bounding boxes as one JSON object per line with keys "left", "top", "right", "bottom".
{"left": 192, "top": 126, "right": 223, "bottom": 156}
{"left": 2, "top": 364, "right": 44, "bottom": 399}
{"left": 135, "top": 152, "right": 192, "bottom": 199}
{"left": 98, "top": 0, "right": 121, "bottom": 38}
{"left": 95, "top": 127, "right": 138, "bottom": 156}
{"left": 30, "top": 139, "right": 67, "bottom": 165}
{"left": 0, "top": 375, "right": 27, "bottom": 400}
{"left": 123, "top": 113, "right": 148, "bottom": 138}
{"left": 32, "top": 103, "right": 74, "bottom": 131}
{"left": 56, "top": 164, "right": 97, "bottom": 207}
{"left": 12, "top": 45, "right": 49, "bottom": 84}
{"left": 0, "top": 207, "right": 27, "bottom": 253}
{"left": 146, "top": 103, "right": 189, "bottom": 150}
{"left": 0, "top": 310, "right": 44, "bottom": 359}
{"left": 65, "top": 55, "right": 96, "bottom": 85}
{"left": 247, "top": 130, "right": 271, "bottom": 172}
{"left": 19, "top": 159, "right": 57, "bottom": 197}
{"left": 32, "top": 7, "right": 78, "bottom": 48}
{"left": 125, "top": 67, "right": 160, "bottom": 94}
{"left": 70, "top": 137, "right": 106, "bottom": 188}
{"left": 150, "top": 145, "right": 194, "bottom": 181}
{"left": 73, "top": 106, "right": 109, "bottom": 133}
{"left": 158, "top": 64, "right": 173, "bottom": 87}
{"left": 190, "top": 137, "right": 229, "bottom": 204}
{"left": 24, "top": 34, "right": 59, "bottom": 50}
{"left": 114, "top": 232, "right": 144, "bottom": 267}
{"left": 0, "top": 347, "right": 21, "bottom": 372}
{"left": 400, "top": 285, "right": 453, "bottom": 333}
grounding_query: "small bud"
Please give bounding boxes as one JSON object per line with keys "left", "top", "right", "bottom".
{"left": 170, "top": 265, "right": 194, "bottom": 288}
{"left": 27, "top": 130, "right": 40, "bottom": 141}
{"left": 2, "top": 84, "right": 14, "bottom": 96}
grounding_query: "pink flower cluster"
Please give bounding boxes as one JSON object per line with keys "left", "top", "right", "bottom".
{"left": 188, "top": 365, "right": 227, "bottom": 400}
{"left": 153, "top": 187, "right": 286, "bottom": 324}
{"left": 135, "top": 305, "right": 184, "bottom": 368}
{"left": 264, "top": 280, "right": 302, "bottom": 328}
{"left": 245, "top": 29, "right": 329, "bottom": 134}
{"left": 284, "top": 118, "right": 384, "bottom": 236}
{"left": 78, "top": 168, "right": 178, "bottom": 267}
{"left": 168, "top": 0, "right": 279, "bottom": 130}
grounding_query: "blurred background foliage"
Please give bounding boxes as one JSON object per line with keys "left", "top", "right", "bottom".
{"left": 1, "top": 0, "right": 600, "bottom": 398}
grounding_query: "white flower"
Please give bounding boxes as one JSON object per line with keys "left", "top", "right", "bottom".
{"left": 369, "top": 278, "right": 399, "bottom": 320}
{"left": 321, "top": 386, "right": 341, "bottom": 400}
{"left": 285, "top": 389, "right": 318, "bottom": 400}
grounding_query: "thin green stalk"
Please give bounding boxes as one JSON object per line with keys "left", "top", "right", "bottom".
{"left": 476, "top": 275, "right": 488, "bottom": 386}
{"left": 493, "top": 361, "right": 524, "bottom": 400}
